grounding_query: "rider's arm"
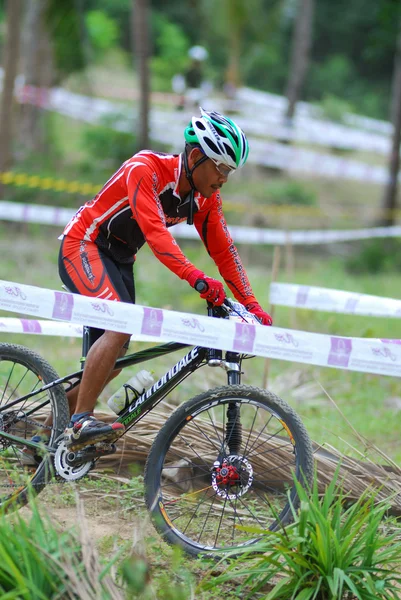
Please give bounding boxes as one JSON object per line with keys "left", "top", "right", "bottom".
{"left": 125, "top": 160, "right": 199, "bottom": 282}
{"left": 193, "top": 193, "right": 257, "bottom": 305}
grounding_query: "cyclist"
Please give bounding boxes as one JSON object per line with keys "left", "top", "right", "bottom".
{"left": 58, "top": 108, "right": 273, "bottom": 450}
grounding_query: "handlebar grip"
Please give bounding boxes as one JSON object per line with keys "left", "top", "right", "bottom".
{"left": 194, "top": 279, "right": 208, "bottom": 293}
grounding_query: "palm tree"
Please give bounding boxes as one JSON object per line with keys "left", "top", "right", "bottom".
{"left": 284, "top": 0, "right": 315, "bottom": 124}
{"left": 0, "top": 0, "right": 23, "bottom": 175}
{"left": 132, "top": 0, "right": 150, "bottom": 150}
{"left": 224, "top": 0, "right": 247, "bottom": 89}
{"left": 381, "top": 20, "right": 401, "bottom": 226}
{"left": 19, "top": 0, "right": 52, "bottom": 157}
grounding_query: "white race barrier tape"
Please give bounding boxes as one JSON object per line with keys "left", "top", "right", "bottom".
{"left": 2, "top": 280, "right": 401, "bottom": 378}
{"left": 0, "top": 318, "right": 82, "bottom": 337}
{"left": 0, "top": 318, "right": 158, "bottom": 342}
{"left": 2, "top": 201, "right": 401, "bottom": 246}
{"left": 14, "top": 85, "right": 392, "bottom": 185}
{"left": 270, "top": 283, "right": 401, "bottom": 318}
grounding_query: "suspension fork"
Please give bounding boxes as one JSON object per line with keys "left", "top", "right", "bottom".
{"left": 224, "top": 352, "right": 242, "bottom": 455}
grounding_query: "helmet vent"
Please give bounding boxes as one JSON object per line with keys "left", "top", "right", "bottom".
{"left": 204, "top": 137, "right": 220, "bottom": 154}
{"left": 195, "top": 120, "right": 206, "bottom": 131}
{"left": 223, "top": 143, "right": 236, "bottom": 162}
{"left": 214, "top": 124, "right": 226, "bottom": 138}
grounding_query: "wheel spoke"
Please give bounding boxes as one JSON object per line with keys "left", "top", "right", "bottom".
{"left": 0, "top": 344, "right": 69, "bottom": 508}
{"left": 147, "top": 387, "right": 313, "bottom": 555}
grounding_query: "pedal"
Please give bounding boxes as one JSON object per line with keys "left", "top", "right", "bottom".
{"left": 67, "top": 442, "right": 117, "bottom": 466}
{"left": 65, "top": 430, "right": 120, "bottom": 452}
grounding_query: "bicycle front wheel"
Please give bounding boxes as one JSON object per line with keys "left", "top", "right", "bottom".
{"left": 0, "top": 343, "right": 69, "bottom": 509}
{"left": 145, "top": 384, "right": 314, "bottom": 557}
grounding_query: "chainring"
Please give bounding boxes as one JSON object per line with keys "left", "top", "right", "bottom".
{"left": 54, "top": 439, "right": 93, "bottom": 481}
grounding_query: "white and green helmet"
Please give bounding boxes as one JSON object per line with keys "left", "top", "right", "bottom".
{"left": 184, "top": 107, "right": 249, "bottom": 170}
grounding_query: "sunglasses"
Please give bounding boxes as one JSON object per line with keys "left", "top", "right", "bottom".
{"left": 209, "top": 157, "right": 236, "bottom": 178}
{"left": 198, "top": 148, "right": 236, "bottom": 178}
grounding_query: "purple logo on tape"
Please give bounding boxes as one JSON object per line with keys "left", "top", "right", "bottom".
{"left": 91, "top": 302, "right": 114, "bottom": 316}
{"left": 233, "top": 322, "right": 256, "bottom": 353}
{"left": 327, "top": 337, "right": 352, "bottom": 367}
{"left": 52, "top": 292, "right": 74, "bottom": 320}
{"left": 21, "top": 319, "right": 42, "bottom": 333}
{"left": 372, "top": 347, "right": 397, "bottom": 361}
{"left": 296, "top": 286, "right": 310, "bottom": 306}
{"left": 275, "top": 332, "right": 299, "bottom": 347}
{"left": 141, "top": 307, "right": 163, "bottom": 336}
{"left": 4, "top": 286, "right": 27, "bottom": 301}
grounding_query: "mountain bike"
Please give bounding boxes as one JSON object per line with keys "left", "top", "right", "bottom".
{"left": 0, "top": 298, "right": 314, "bottom": 557}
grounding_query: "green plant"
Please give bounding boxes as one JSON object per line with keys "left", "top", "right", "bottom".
{"left": 151, "top": 13, "right": 190, "bottom": 90}
{"left": 315, "top": 94, "right": 354, "bottom": 124}
{"left": 307, "top": 55, "right": 356, "bottom": 104}
{"left": 86, "top": 10, "right": 119, "bottom": 58}
{"left": 267, "top": 180, "right": 317, "bottom": 206}
{"left": 0, "top": 499, "right": 81, "bottom": 597}
{"left": 200, "top": 470, "right": 401, "bottom": 599}
{"left": 345, "top": 239, "right": 401, "bottom": 274}
{"left": 81, "top": 113, "right": 137, "bottom": 169}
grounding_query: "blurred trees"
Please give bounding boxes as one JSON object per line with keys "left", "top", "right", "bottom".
{"left": 285, "top": 0, "right": 315, "bottom": 123}
{"left": 132, "top": 0, "right": 150, "bottom": 150}
{"left": 17, "top": 0, "right": 86, "bottom": 160}
{"left": 0, "top": 0, "right": 22, "bottom": 173}
{"left": 19, "top": 0, "right": 51, "bottom": 157}
{"left": 381, "top": 19, "right": 401, "bottom": 226}
{"left": 1, "top": 0, "right": 401, "bottom": 173}
{"left": 1, "top": 0, "right": 397, "bottom": 121}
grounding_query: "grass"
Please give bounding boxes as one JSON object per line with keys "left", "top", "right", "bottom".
{"left": 30, "top": 475, "right": 245, "bottom": 599}
{"left": 199, "top": 469, "right": 401, "bottom": 599}
{"left": 3, "top": 59, "right": 401, "bottom": 597}
{"left": 2, "top": 224, "right": 401, "bottom": 466}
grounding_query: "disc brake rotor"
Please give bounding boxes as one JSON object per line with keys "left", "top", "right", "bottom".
{"left": 211, "top": 455, "right": 254, "bottom": 500}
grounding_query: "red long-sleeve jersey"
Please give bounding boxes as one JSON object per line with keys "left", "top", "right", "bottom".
{"left": 63, "top": 150, "right": 257, "bottom": 305}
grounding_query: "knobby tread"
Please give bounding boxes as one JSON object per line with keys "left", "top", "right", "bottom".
{"left": 144, "top": 384, "right": 314, "bottom": 557}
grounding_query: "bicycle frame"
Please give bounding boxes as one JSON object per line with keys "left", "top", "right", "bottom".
{"left": 0, "top": 340, "right": 243, "bottom": 451}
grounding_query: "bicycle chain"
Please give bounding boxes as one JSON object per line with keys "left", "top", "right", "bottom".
{"left": 0, "top": 416, "right": 66, "bottom": 488}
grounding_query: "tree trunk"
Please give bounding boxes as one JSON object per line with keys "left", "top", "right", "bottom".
{"left": 225, "top": 32, "right": 241, "bottom": 90}
{"left": 19, "top": 0, "right": 52, "bottom": 157}
{"left": 224, "top": 0, "right": 243, "bottom": 90}
{"left": 381, "top": 21, "right": 401, "bottom": 227}
{"left": 0, "top": 0, "right": 23, "bottom": 175}
{"left": 284, "top": 0, "right": 314, "bottom": 124}
{"left": 132, "top": 0, "right": 150, "bottom": 151}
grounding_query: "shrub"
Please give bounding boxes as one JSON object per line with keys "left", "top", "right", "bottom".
{"left": 345, "top": 239, "right": 401, "bottom": 274}
{"left": 315, "top": 94, "right": 354, "bottom": 124}
{"left": 199, "top": 470, "right": 401, "bottom": 599}
{"left": 267, "top": 180, "right": 317, "bottom": 206}
{"left": 81, "top": 113, "right": 137, "bottom": 170}
{"left": 151, "top": 14, "right": 190, "bottom": 90}
{"left": 86, "top": 10, "right": 120, "bottom": 58}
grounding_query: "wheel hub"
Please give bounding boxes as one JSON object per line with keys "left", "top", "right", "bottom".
{"left": 211, "top": 455, "right": 253, "bottom": 500}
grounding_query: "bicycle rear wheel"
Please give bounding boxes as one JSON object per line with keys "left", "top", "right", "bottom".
{"left": 0, "top": 343, "right": 69, "bottom": 509}
{"left": 145, "top": 384, "right": 314, "bottom": 557}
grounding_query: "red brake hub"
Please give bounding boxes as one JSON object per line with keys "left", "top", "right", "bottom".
{"left": 215, "top": 463, "right": 240, "bottom": 486}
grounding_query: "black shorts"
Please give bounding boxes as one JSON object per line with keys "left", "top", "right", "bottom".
{"left": 59, "top": 236, "right": 135, "bottom": 353}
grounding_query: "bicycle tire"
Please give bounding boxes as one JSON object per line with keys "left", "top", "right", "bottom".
{"left": 0, "top": 343, "right": 69, "bottom": 509}
{"left": 144, "top": 384, "right": 314, "bottom": 557}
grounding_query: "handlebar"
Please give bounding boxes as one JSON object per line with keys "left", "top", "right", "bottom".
{"left": 194, "top": 279, "right": 233, "bottom": 311}
{"left": 194, "top": 280, "right": 208, "bottom": 293}
{"left": 194, "top": 277, "right": 260, "bottom": 322}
